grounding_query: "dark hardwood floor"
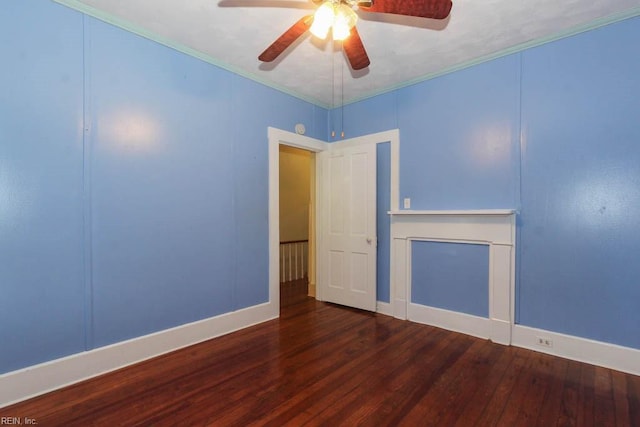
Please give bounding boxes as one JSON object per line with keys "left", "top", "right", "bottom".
{"left": 3, "top": 280, "right": 639, "bottom": 426}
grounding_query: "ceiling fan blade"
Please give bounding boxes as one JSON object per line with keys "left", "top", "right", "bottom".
{"left": 343, "top": 26, "right": 370, "bottom": 70}
{"left": 359, "top": 0, "right": 452, "bottom": 19}
{"left": 258, "top": 15, "right": 313, "bottom": 62}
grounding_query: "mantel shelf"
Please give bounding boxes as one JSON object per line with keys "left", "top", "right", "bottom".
{"left": 388, "top": 209, "right": 516, "bottom": 216}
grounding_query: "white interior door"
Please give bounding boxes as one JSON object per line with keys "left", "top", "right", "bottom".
{"left": 319, "top": 142, "right": 377, "bottom": 311}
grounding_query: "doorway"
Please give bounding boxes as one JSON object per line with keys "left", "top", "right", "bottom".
{"left": 278, "top": 145, "right": 315, "bottom": 307}
{"left": 267, "top": 127, "right": 400, "bottom": 318}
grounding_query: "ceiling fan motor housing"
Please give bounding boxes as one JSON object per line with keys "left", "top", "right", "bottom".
{"left": 317, "top": 0, "right": 374, "bottom": 7}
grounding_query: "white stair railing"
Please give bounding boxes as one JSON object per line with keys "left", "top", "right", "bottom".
{"left": 279, "top": 240, "right": 308, "bottom": 283}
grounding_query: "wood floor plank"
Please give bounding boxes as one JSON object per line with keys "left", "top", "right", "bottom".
{"left": 493, "top": 348, "right": 541, "bottom": 426}
{"left": 611, "top": 370, "right": 631, "bottom": 426}
{"left": 380, "top": 334, "right": 475, "bottom": 426}
{"left": 511, "top": 353, "right": 560, "bottom": 425}
{"left": 473, "top": 347, "right": 533, "bottom": 427}
{"left": 2, "top": 281, "right": 639, "bottom": 426}
{"left": 577, "top": 363, "right": 596, "bottom": 426}
{"left": 557, "top": 360, "right": 583, "bottom": 427}
{"left": 426, "top": 341, "right": 505, "bottom": 426}
{"left": 628, "top": 372, "right": 640, "bottom": 424}
{"left": 452, "top": 345, "right": 517, "bottom": 426}
{"left": 534, "top": 356, "right": 569, "bottom": 427}
{"left": 594, "top": 366, "right": 615, "bottom": 427}
{"left": 395, "top": 338, "right": 501, "bottom": 426}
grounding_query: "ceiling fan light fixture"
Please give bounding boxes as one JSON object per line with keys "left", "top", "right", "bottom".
{"left": 333, "top": 4, "right": 357, "bottom": 41}
{"left": 258, "top": 0, "right": 454, "bottom": 69}
{"left": 309, "top": 2, "right": 335, "bottom": 40}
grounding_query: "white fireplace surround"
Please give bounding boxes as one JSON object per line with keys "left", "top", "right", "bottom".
{"left": 390, "top": 209, "right": 516, "bottom": 345}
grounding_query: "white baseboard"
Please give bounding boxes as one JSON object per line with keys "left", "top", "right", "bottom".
{"left": 512, "top": 325, "right": 640, "bottom": 376}
{"left": 376, "top": 301, "right": 393, "bottom": 317}
{"left": 404, "top": 303, "right": 640, "bottom": 376}
{"left": 0, "top": 302, "right": 277, "bottom": 408}
{"left": 490, "top": 319, "right": 512, "bottom": 345}
{"left": 393, "top": 297, "right": 407, "bottom": 320}
{"left": 408, "top": 303, "right": 491, "bottom": 341}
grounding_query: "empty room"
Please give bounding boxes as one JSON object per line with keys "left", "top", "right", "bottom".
{"left": 1, "top": 0, "right": 639, "bottom": 425}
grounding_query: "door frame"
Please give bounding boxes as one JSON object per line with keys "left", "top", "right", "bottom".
{"left": 268, "top": 127, "right": 400, "bottom": 316}
{"left": 268, "top": 127, "right": 328, "bottom": 317}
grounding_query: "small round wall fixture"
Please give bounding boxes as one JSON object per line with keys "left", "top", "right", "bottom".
{"left": 295, "top": 123, "right": 306, "bottom": 135}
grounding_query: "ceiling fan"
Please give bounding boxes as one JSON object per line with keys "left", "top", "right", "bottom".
{"left": 258, "top": 0, "right": 453, "bottom": 70}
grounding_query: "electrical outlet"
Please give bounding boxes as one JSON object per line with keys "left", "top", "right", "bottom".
{"left": 536, "top": 337, "right": 553, "bottom": 348}
{"left": 403, "top": 198, "right": 411, "bottom": 209}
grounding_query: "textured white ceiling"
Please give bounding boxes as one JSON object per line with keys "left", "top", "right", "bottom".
{"left": 60, "top": 0, "right": 640, "bottom": 107}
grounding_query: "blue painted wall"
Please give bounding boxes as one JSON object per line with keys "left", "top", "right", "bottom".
{"left": 329, "top": 91, "right": 398, "bottom": 141}
{"left": 518, "top": 17, "right": 640, "bottom": 348}
{"left": 411, "top": 241, "right": 489, "bottom": 317}
{"left": 0, "top": 0, "right": 327, "bottom": 373}
{"left": 0, "top": 0, "right": 86, "bottom": 373}
{"left": 396, "top": 55, "right": 521, "bottom": 210}
{"left": 87, "top": 18, "right": 238, "bottom": 347}
{"left": 376, "top": 143, "right": 391, "bottom": 303}
{"left": 334, "top": 16, "right": 640, "bottom": 349}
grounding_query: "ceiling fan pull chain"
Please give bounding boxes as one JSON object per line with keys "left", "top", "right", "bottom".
{"left": 341, "top": 44, "right": 345, "bottom": 139}
{"left": 331, "top": 39, "right": 336, "bottom": 139}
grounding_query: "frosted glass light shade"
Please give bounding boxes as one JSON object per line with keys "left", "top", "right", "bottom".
{"left": 309, "top": 2, "right": 335, "bottom": 40}
{"left": 332, "top": 4, "right": 357, "bottom": 40}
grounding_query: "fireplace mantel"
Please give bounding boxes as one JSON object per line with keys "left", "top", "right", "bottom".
{"left": 390, "top": 209, "right": 516, "bottom": 345}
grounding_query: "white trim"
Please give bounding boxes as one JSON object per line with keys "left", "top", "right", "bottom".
{"left": 376, "top": 301, "right": 393, "bottom": 317}
{"left": 389, "top": 209, "right": 516, "bottom": 216}
{"left": 268, "top": 127, "right": 328, "bottom": 305}
{"left": 512, "top": 325, "right": 640, "bottom": 376}
{"left": 392, "top": 237, "right": 408, "bottom": 319}
{"left": 409, "top": 303, "right": 492, "bottom": 340}
{"left": 0, "top": 302, "right": 276, "bottom": 408}
{"left": 268, "top": 127, "right": 328, "bottom": 152}
{"left": 391, "top": 211, "right": 516, "bottom": 345}
{"left": 389, "top": 131, "right": 400, "bottom": 212}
